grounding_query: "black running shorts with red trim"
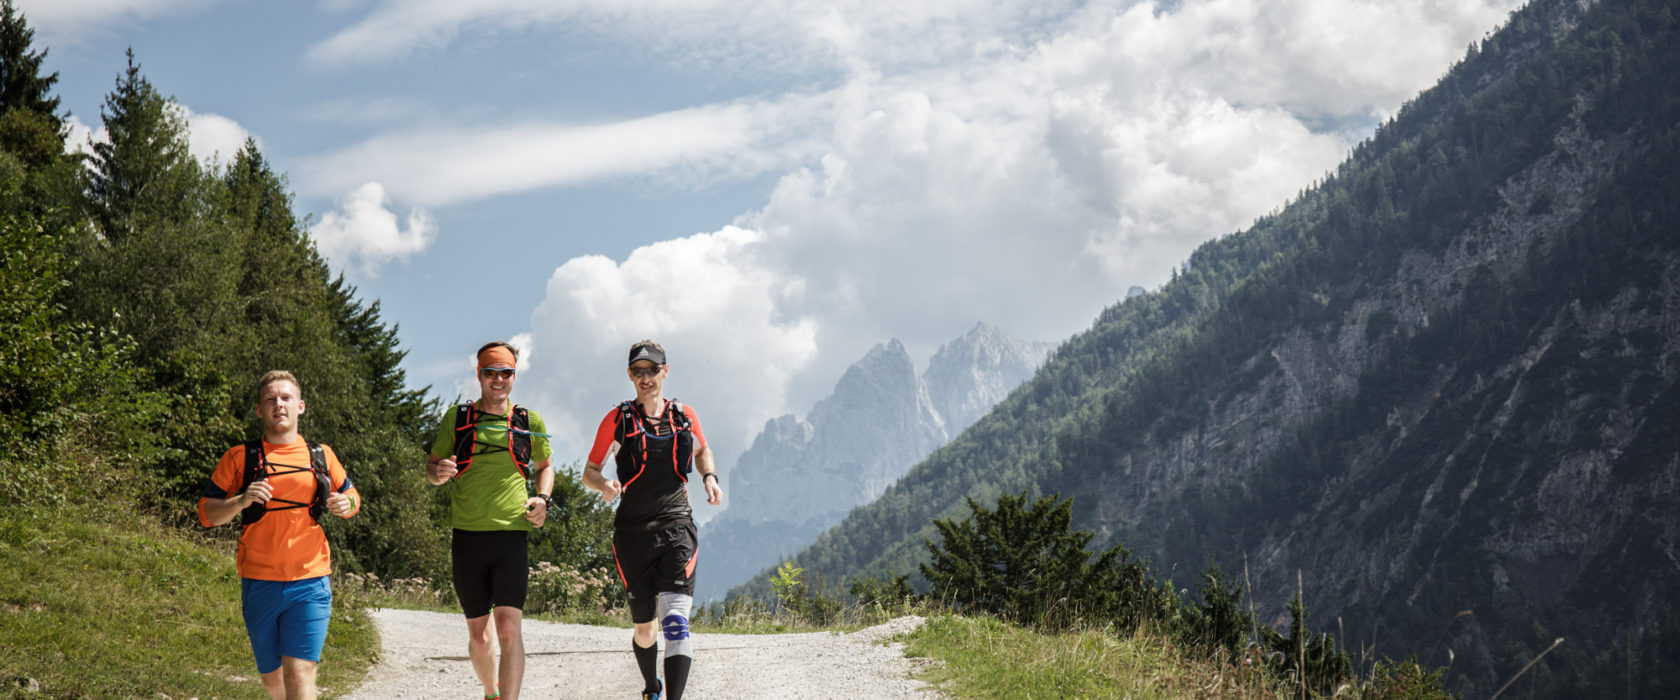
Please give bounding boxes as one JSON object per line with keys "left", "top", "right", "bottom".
{"left": 612, "top": 518, "right": 698, "bottom": 623}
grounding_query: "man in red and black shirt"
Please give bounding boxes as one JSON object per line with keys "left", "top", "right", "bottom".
{"left": 583, "top": 340, "right": 722, "bottom": 700}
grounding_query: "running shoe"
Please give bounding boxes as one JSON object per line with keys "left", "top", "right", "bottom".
{"left": 641, "top": 678, "right": 663, "bottom": 700}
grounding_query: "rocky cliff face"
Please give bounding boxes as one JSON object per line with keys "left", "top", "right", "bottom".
{"left": 1066, "top": 6, "right": 1680, "bottom": 694}
{"left": 925, "top": 322, "right": 1051, "bottom": 435}
{"left": 699, "top": 324, "right": 1049, "bottom": 601}
{"left": 763, "top": 0, "right": 1680, "bottom": 694}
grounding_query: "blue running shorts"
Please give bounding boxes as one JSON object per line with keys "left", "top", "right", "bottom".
{"left": 241, "top": 576, "right": 332, "bottom": 674}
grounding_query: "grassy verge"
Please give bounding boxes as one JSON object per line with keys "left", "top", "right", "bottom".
{"left": 0, "top": 503, "right": 377, "bottom": 699}
{"left": 902, "top": 614, "right": 1288, "bottom": 699}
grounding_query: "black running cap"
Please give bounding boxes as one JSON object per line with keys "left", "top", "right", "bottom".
{"left": 628, "top": 343, "right": 666, "bottom": 367}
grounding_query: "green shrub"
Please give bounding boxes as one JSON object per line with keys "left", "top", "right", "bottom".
{"left": 526, "top": 562, "right": 620, "bottom": 617}
{"left": 921, "top": 491, "right": 1175, "bottom": 632}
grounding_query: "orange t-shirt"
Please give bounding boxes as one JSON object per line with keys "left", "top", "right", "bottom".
{"left": 198, "top": 438, "right": 359, "bottom": 581}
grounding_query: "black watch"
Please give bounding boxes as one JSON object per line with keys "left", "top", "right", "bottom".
{"left": 702, "top": 473, "right": 718, "bottom": 483}
{"left": 540, "top": 493, "right": 555, "bottom": 510}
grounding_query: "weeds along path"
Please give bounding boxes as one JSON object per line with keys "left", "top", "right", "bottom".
{"left": 342, "top": 609, "right": 940, "bottom": 698}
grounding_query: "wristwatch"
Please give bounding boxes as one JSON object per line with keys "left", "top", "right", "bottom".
{"left": 539, "top": 493, "right": 555, "bottom": 511}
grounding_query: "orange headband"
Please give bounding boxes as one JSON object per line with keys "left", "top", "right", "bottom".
{"left": 477, "top": 345, "right": 517, "bottom": 369}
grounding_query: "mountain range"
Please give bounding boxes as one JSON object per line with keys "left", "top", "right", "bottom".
{"left": 731, "top": 0, "right": 1680, "bottom": 695}
{"left": 699, "top": 322, "right": 1050, "bottom": 601}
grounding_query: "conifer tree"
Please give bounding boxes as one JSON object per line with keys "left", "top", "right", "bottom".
{"left": 83, "top": 48, "right": 199, "bottom": 241}
{"left": 0, "top": 0, "right": 61, "bottom": 130}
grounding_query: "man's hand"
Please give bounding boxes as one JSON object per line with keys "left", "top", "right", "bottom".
{"left": 242, "top": 478, "right": 273, "bottom": 506}
{"left": 703, "top": 475, "right": 722, "bottom": 506}
{"left": 433, "top": 457, "right": 459, "bottom": 482}
{"left": 524, "top": 497, "right": 547, "bottom": 528}
{"left": 599, "top": 478, "right": 622, "bottom": 502}
{"left": 327, "top": 492, "right": 355, "bottom": 517}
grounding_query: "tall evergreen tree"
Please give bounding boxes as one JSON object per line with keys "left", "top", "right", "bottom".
{"left": 83, "top": 48, "right": 199, "bottom": 241}
{"left": 0, "top": 0, "right": 61, "bottom": 131}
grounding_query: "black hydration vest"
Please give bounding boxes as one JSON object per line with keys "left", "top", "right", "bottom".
{"left": 451, "top": 402, "right": 533, "bottom": 478}
{"left": 239, "top": 439, "right": 330, "bottom": 528}
{"left": 612, "top": 398, "right": 696, "bottom": 489}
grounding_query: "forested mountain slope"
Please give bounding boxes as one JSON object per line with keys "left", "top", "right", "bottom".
{"left": 747, "top": 0, "right": 1680, "bottom": 695}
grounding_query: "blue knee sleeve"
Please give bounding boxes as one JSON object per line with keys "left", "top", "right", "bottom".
{"left": 657, "top": 592, "right": 693, "bottom": 658}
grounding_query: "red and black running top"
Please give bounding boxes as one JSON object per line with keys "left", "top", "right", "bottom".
{"left": 588, "top": 399, "right": 708, "bottom": 531}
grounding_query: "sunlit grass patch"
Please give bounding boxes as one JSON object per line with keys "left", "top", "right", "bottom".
{"left": 0, "top": 504, "right": 376, "bottom": 699}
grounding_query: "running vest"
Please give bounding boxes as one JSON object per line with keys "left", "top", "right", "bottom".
{"left": 451, "top": 402, "right": 533, "bottom": 478}
{"left": 612, "top": 398, "right": 695, "bottom": 489}
{"left": 239, "top": 439, "right": 330, "bottom": 528}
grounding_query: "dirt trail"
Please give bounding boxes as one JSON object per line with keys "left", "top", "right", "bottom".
{"left": 341, "top": 609, "right": 940, "bottom": 698}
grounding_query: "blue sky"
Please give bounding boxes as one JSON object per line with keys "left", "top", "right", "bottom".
{"left": 24, "top": 0, "right": 1521, "bottom": 486}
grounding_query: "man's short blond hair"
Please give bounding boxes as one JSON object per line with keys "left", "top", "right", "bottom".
{"left": 256, "top": 370, "right": 302, "bottom": 400}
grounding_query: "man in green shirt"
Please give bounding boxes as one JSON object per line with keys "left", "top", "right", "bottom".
{"left": 426, "top": 341, "right": 554, "bottom": 700}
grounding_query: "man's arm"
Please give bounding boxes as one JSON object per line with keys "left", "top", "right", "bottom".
{"left": 582, "top": 460, "right": 622, "bottom": 502}
{"left": 201, "top": 480, "right": 272, "bottom": 527}
{"left": 694, "top": 443, "right": 721, "bottom": 506}
{"left": 524, "top": 458, "right": 556, "bottom": 526}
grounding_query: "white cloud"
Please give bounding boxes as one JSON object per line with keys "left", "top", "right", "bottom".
{"left": 296, "top": 94, "right": 830, "bottom": 207}
{"left": 177, "top": 106, "right": 256, "bottom": 167}
{"left": 496, "top": 0, "right": 1520, "bottom": 460}
{"left": 522, "top": 226, "right": 817, "bottom": 464}
{"left": 307, "top": 0, "right": 1069, "bottom": 71}
{"left": 309, "top": 182, "right": 438, "bottom": 274}
{"left": 17, "top": 0, "right": 219, "bottom": 42}
{"left": 63, "top": 115, "right": 100, "bottom": 158}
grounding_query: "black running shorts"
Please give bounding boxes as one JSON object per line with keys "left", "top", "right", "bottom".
{"left": 451, "top": 529, "right": 529, "bottom": 618}
{"left": 613, "top": 519, "right": 698, "bottom": 623}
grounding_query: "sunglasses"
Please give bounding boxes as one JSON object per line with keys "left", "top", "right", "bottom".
{"left": 629, "top": 365, "right": 664, "bottom": 379}
{"left": 480, "top": 368, "right": 516, "bottom": 379}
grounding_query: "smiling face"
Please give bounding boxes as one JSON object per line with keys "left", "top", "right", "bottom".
{"left": 256, "top": 378, "right": 305, "bottom": 438}
{"left": 628, "top": 360, "right": 666, "bottom": 401}
{"left": 477, "top": 365, "right": 516, "bottom": 404}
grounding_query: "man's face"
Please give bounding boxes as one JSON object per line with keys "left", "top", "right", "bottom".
{"left": 478, "top": 364, "right": 516, "bottom": 403}
{"left": 256, "top": 380, "right": 305, "bottom": 434}
{"left": 628, "top": 360, "right": 666, "bottom": 397}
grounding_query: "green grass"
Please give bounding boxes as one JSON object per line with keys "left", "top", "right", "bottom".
{"left": 901, "top": 614, "right": 1290, "bottom": 699}
{"left": 0, "top": 503, "right": 377, "bottom": 699}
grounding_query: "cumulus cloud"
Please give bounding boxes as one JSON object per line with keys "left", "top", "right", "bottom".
{"left": 309, "top": 182, "right": 438, "bottom": 274}
{"left": 495, "top": 0, "right": 1519, "bottom": 459}
{"left": 521, "top": 226, "right": 817, "bottom": 463}
{"left": 63, "top": 115, "right": 100, "bottom": 158}
{"left": 177, "top": 106, "right": 257, "bottom": 166}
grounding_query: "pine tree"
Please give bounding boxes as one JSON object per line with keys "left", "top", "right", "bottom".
{"left": 0, "top": 0, "right": 61, "bottom": 130}
{"left": 921, "top": 491, "right": 1164, "bottom": 629}
{"left": 83, "top": 48, "right": 199, "bottom": 242}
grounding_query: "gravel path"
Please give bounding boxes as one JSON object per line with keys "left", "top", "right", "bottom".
{"left": 342, "top": 609, "right": 941, "bottom": 699}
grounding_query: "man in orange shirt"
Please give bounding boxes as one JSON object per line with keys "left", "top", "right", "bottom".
{"left": 199, "top": 370, "right": 360, "bottom": 700}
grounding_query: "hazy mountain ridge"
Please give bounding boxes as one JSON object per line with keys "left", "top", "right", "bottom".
{"left": 701, "top": 323, "right": 1050, "bottom": 601}
{"left": 742, "top": 0, "right": 1680, "bottom": 695}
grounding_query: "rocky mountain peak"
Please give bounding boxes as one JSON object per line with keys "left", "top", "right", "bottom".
{"left": 699, "top": 323, "right": 1050, "bottom": 601}
{"left": 925, "top": 322, "right": 1053, "bottom": 434}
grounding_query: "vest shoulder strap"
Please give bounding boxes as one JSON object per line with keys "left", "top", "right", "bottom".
{"left": 306, "top": 440, "right": 331, "bottom": 523}
{"left": 451, "top": 401, "right": 478, "bottom": 467}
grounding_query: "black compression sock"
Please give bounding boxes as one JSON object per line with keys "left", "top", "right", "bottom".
{"left": 633, "top": 640, "right": 660, "bottom": 692}
{"left": 664, "top": 654, "right": 691, "bottom": 700}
